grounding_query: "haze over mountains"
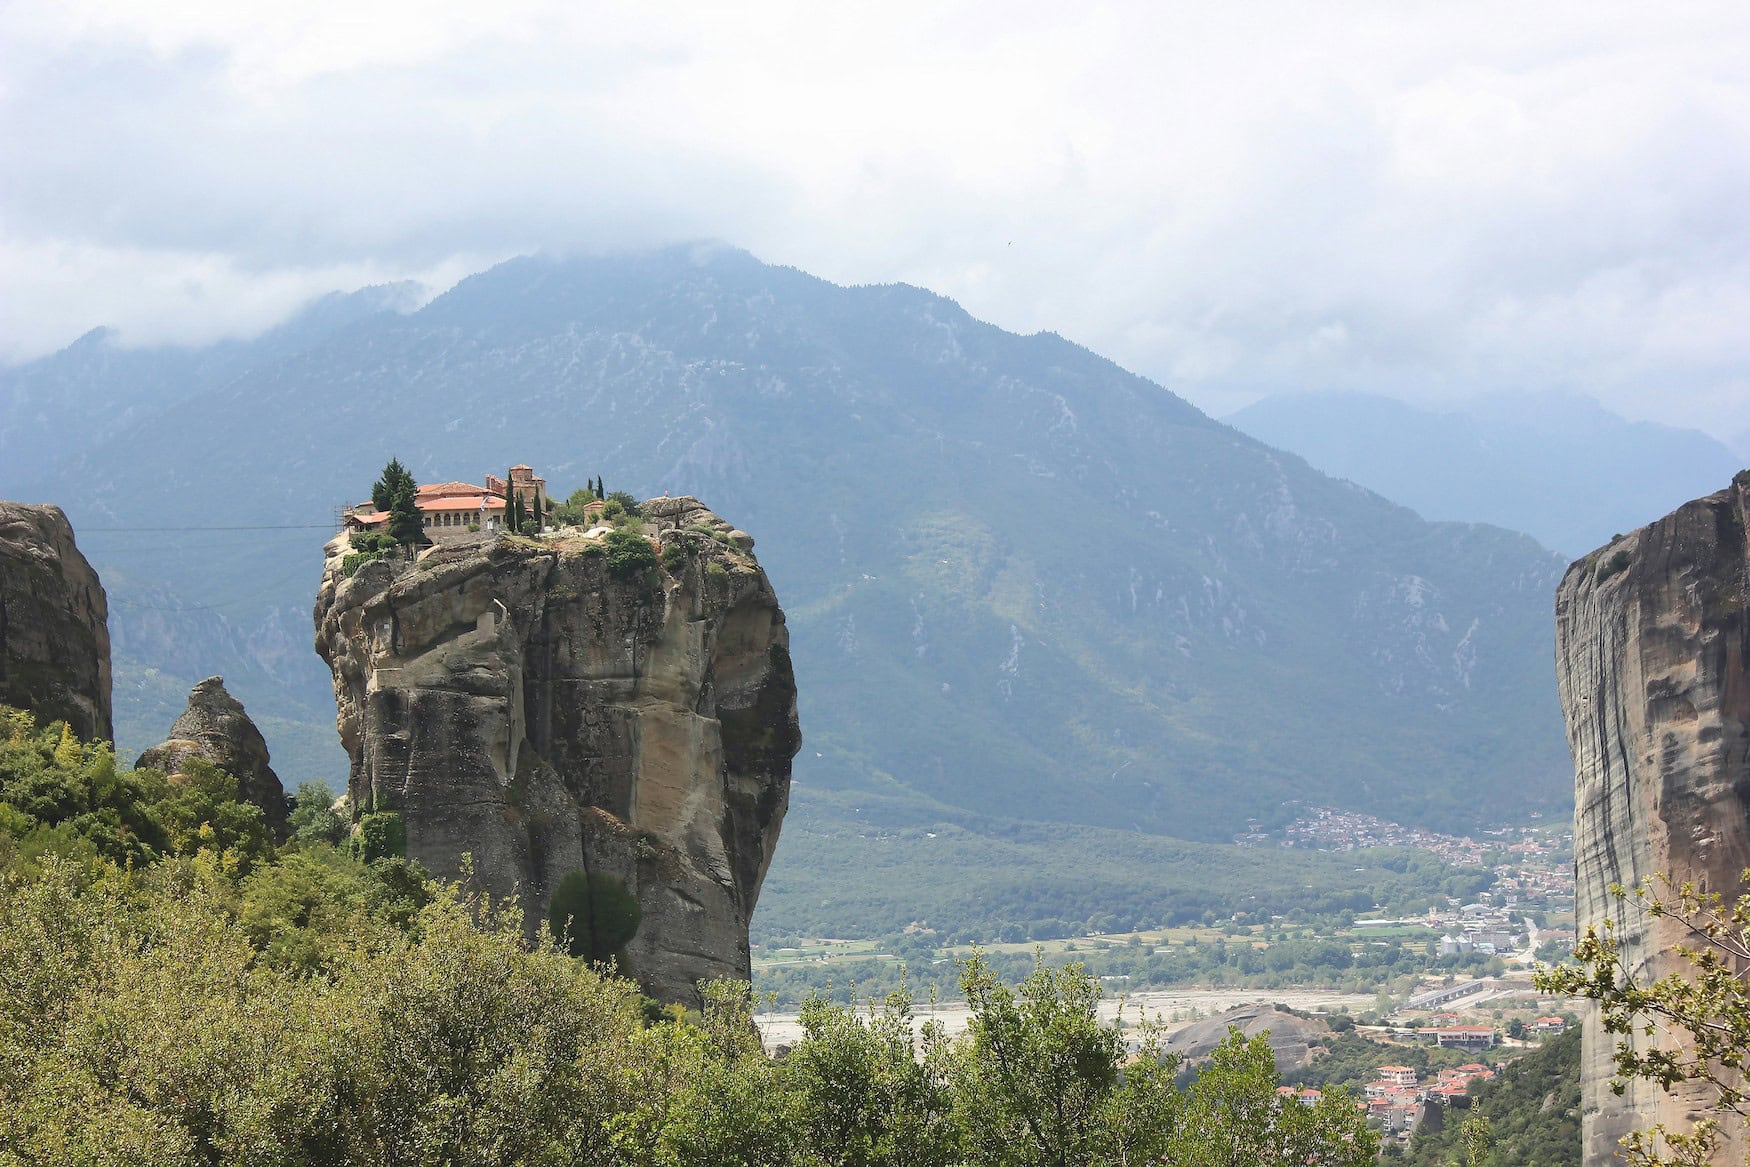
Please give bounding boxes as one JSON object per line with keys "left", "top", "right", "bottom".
{"left": 1229, "top": 391, "right": 1744, "bottom": 559}
{"left": 1, "top": 245, "right": 1574, "bottom": 932}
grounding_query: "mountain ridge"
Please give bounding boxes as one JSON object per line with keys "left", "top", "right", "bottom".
{"left": 1227, "top": 389, "right": 1744, "bottom": 557}
{"left": 1, "top": 248, "right": 1571, "bottom": 915}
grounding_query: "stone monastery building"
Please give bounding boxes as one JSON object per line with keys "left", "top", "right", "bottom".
{"left": 345, "top": 465, "right": 549, "bottom": 545}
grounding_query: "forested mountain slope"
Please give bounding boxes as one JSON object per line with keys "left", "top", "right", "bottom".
{"left": 3, "top": 246, "right": 1569, "bottom": 873}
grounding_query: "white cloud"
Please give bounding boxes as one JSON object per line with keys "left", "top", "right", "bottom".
{"left": 3, "top": 0, "right": 1747, "bottom": 436}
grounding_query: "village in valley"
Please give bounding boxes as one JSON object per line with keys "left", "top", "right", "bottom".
{"left": 755, "top": 804, "right": 1580, "bottom": 1148}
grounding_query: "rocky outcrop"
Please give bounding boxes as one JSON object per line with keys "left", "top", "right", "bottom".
{"left": 136, "top": 676, "right": 289, "bottom": 836}
{"left": 1555, "top": 469, "right": 1750, "bottom": 1165}
{"left": 1165, "top": 1004, "right": 1330, "bottom": 1073}
{"left": 0, "top": 501, "right": 111, "bottom": 743}
{"left": 313, "top": 497, "right": 800, "bottom": 1007}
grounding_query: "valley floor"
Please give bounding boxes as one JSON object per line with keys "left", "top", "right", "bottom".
{"left": 755, "top": 985, "right": 1381, "bottom": 1049}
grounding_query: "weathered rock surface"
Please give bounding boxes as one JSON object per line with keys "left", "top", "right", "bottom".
{"left": 313, "top": 497, "right": 800, "bottom": 1006}
{"left": 0, "top": 501, "right": 111, "bottom": 743}
{"left": 136, "top": 676, "right": 289, "bottom": 836}
{"left": 1556, "top": 469, "right": 1750, "bottom": 1165}
{"left": 1165, "top": 1004, "right": 1330, "bottom": 1072}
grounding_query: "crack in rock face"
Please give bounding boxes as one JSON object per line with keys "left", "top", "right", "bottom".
{"left": 1556, "top": 470, "right": 1750, "bottom": 1166}
{"left": 314, "top": 497, "right": 799, "bottom": 1008}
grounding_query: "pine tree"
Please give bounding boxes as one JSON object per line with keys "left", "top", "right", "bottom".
{"left": 371, "top": 458, "right": 414, "bottom": 513}
{"left": 387, "top": 482, "right": 425, "bottom": 549}
{"left": 372, "top": 459, "right": 425, "bottom": 550}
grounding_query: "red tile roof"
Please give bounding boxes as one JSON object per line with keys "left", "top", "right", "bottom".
{"left": 418, "top": 481, "right": 493, "bottom": 498}
{"left": 421, "top": 496, "right": 505, "bottom": 512}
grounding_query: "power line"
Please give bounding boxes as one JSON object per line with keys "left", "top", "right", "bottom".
{"left": 108, "top": 557, "right": 326, "bottom": 612}
{"left": 78, "top": 524, "right": 334, "bottom": 532}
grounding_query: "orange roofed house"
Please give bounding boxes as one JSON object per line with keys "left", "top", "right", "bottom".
{"left": 345, "top": 465, "right": 549, "bottom": 546}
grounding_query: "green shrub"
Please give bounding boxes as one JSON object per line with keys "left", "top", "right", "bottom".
{"left": 342, "top": 551, "right": 387, "bottom": 578}
{"left": 547, "top": 869, "right": 642, "bottom": 960}
{"left": 1596, "top": 549, "right": 1632, "bottom": 581}
{"left": 706, "top": 561, "right": 729, "bottom": 581}
{"left": 352, "top": 532, "right": 398, "bottom": 555}
{"left": 289, "top": 781, "right": 348, "bottom": 847}
{"left": 604, "top": 529, "right": 658, "bottom": 579}
{"left": 355, "top": 811, "right": 405, "bottom": 863}
{"left": 662, "top": 542, "right": 689, "bottom": 572}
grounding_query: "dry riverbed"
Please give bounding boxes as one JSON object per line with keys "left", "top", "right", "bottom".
{"left": 754, "top": 986, "right": 1379, "bottom": 1050}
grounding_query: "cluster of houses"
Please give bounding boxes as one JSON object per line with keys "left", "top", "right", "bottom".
{"left": 1273, "top": 1010, "right": 1567, "bottom": 1143}
{"left": 1360, "top": 1061, "right": 1499, "bottom": 1134}
{"left": 1261, "top": 807, "right": 1490, "bottom": 866}
{"left": 1427, "top": 899, "right": 1525, "bottom": 958}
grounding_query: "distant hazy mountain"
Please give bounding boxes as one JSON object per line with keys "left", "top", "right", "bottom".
{"left": 0, "top": 284, "right": 420, "bottom": 497}
{"left": 1227, "top": 391, "right": 1744, "bottom": 558}
{"left": 2, "top": 247, "right": 1572, "bottom": 932}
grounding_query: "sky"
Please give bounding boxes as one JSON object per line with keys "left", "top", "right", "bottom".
{"left": 4, "top": 0, "right": 1748, "bottom": 440}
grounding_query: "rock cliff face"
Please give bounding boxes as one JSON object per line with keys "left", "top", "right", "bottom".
{"left": 313, "top": 498, "right": 800, "bottom": 1006}
{"left": 0, "top": 501, "right": 111, "bottom": 743}
{"left": 136, "top": 676, "right": 288, "bottom": 836}
{"left": 1555, "top": 470, "right": 1750, "bottom": 1165}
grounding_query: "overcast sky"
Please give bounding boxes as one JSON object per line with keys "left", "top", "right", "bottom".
{"left": 4, "top": 0, "right": 1747, "bottom": 439}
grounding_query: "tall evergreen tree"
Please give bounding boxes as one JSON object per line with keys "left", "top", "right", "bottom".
{"left": 372, "top": 459, "right": 425, "bottom": 550}
{"left": 371, "top": 458, "right": 414, "bottom": 513}
{"left": 387, "top": 482, "right": 425, "bottom": 549}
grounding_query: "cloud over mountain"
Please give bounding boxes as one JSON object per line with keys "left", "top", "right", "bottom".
{"left": 3, "top": 1, "right": 1747, "bottom": 435}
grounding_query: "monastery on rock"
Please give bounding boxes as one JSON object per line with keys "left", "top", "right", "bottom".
{"left": 344, "top": 465, "right": 550, "bottom": 545}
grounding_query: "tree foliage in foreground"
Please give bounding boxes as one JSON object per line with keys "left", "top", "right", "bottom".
{"left": 0, "top": 711, "right": 1380, "bottom": 1165}
{"left": 0, "top": 858, "right": 1378, "bottom": 1166}
{"left": 1535, "top": 874, "right": 1750, "bottom": 1167}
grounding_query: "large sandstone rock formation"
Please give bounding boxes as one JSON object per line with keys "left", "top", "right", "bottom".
{"left": 0, "top": 501, "right": 111, "bottom": 743}
{"left": 1555, "top": 469, "right": 1750, "bottom": 1165}
{"left": 1165, "top": 1004, "right": 1330, "bottom": 1073}
{"left": 136, "top": 676, "right": 289, "bottom": 836}
{"left": 313, "top": 497, "right": 800, "bottom": 1006}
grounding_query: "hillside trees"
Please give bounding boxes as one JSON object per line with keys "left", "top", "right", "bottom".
{"left": 0, "top": 710, "right": 1385, "bottom": 1166}
{"left": 1405, "top": 1029, "right": 1579, "bottom": 1166}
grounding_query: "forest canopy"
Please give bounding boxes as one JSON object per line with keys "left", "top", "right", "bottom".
{"left": 0, "top": 708, "right": 1380, "bottom": 1165}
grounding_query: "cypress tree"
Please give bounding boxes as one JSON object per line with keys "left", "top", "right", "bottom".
{"left": 387, "top": 482, "right": 424, "bottom": 549}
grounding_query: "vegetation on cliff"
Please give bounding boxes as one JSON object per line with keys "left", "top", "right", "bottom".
{"left": 0, "top": 710, "right": 1379, "bottom": 1165}
{"left": 1537, "top": 878, "right": 1750, "bottom": 1167}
